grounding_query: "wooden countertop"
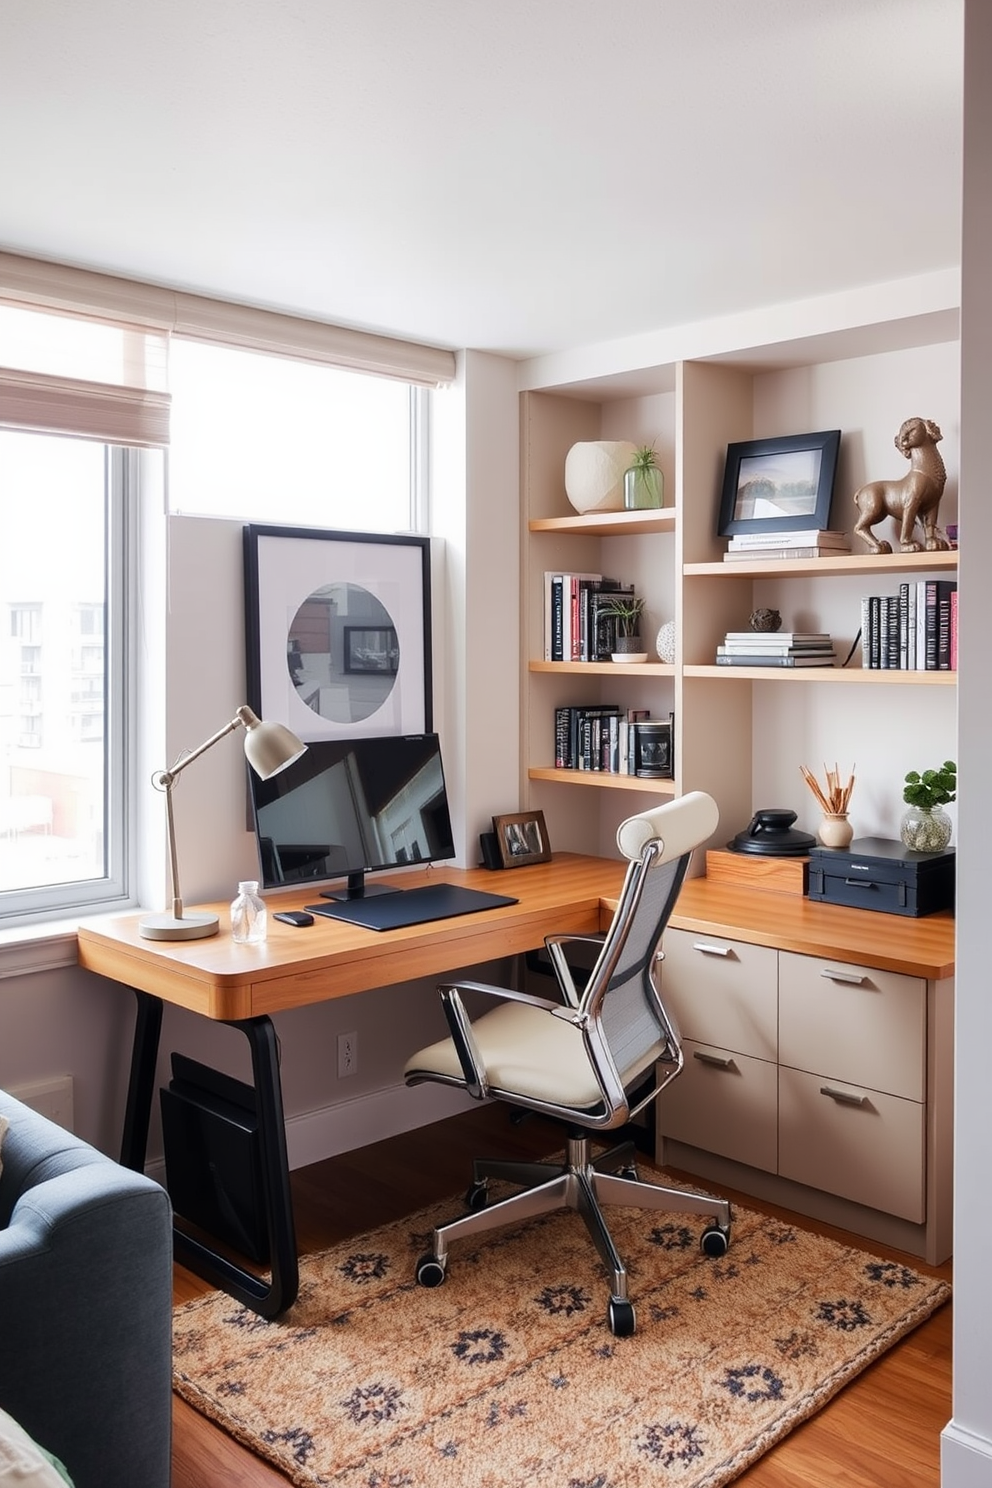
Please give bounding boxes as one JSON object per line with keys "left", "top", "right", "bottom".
{"left": 667, "top": 876, "right": 955, "bottom": 980}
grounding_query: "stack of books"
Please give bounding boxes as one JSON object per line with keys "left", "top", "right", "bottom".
{"left": 723, "top": 529, "right": 850, "bottom": 562}
{"left": 716, "top": 632, "right": 836, "bottom": 668}
{"left": 543, "top": 572, "right": 636, "bottom": 661}
{"left": 860, "top": 580, "right": 957, "bottom": 670}
{"left": 553, "top": 706, "right": 674, "bottom": 776}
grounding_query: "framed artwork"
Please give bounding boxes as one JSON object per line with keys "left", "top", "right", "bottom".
{"left": 717, "top": 429, "right": 841, "bottom": 536}
{"left": 492, "top": 810, "right": 552, "bottom": 869}
{"left": 244, "top": 525, "right": 432, "bottom": 742}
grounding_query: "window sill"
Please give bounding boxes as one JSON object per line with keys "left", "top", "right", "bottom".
{"left": 0, "top": 907, "right": 135, "bottom": 980}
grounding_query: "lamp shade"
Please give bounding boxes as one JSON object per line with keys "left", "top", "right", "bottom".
{"left": 237, "top": 706, "right": 307, "bottom": 779}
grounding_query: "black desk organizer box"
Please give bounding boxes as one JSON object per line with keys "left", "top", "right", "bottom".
{"left": 807, "top": 835, "right": 955, "bottom": 917}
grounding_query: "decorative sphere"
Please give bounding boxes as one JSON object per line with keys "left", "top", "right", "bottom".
{"left": 564, "top": 441, "right": 638, "bottom": 514}
{"left": 749, "top": 608, "right": 782, "bottom": 633}
{"left": 655, "top": 620, "right": 676, "bottom": 664}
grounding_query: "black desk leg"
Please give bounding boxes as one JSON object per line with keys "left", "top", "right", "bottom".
{"left": 121, "top": 990, "right": 300, "bottom": 1318}
{"left": 121, "top": 988, "right": 163, "bottom": 1172}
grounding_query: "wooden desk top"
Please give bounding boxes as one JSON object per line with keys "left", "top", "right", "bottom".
{"left": 668, "top": 877, "right": 955, "bottom": 981}
{"left": 76, "top": 854, "right": 955, "bottom": 1023}
{"left": 76, "top": 854, "right": 628, "bottom": 1021}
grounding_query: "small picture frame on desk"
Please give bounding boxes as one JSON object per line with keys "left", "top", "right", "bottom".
{"left": 492, "top": 810, "right": 552, "bottom": 869}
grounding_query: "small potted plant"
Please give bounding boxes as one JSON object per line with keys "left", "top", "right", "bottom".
{"left": 600, "top": 594, "right": 647, "bottom": 663}
{"left": 901, "top": 759, "right": 956, "bottom": 851}
{"left": 623, "top": 444, "right": 664, "bottom": 510}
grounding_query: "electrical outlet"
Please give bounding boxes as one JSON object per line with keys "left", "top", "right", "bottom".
{"left": 9, "top": 1075, "right": 74, "bottom": 1131}
{"left": 337, "top": 1031, "right": 358, "bottom": 1078}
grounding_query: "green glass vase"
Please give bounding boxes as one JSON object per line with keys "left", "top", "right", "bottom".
{"left": 623, "top": 463, "right": 663, "bottom": 510}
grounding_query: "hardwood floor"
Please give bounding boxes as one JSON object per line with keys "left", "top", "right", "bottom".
{"left": 170, "top": 1105, "right": 952, "bottom": 1488}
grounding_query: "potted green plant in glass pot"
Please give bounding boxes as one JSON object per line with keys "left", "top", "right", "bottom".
{"left": 623, "top": 445, "right": 664, "bottom": 510}
{"left": 901, "top": 759, "right": 956, "bottom": 851}
{"left": 600, "top": 594, "right": 647, "bottom": 663}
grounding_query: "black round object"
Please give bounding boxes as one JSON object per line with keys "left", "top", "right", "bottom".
{"left": 727, "top": 808, "right": 816, "bottom": 857}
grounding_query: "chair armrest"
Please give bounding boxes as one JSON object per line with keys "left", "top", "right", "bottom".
{"left": 437, "top": 982, "right": 586, "bottom": 1098}
{"left": 542, "top": 935, "right": 605, "bottom": 1008}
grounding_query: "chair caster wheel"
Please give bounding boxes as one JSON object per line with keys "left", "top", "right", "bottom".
{"left": 618, "top": 1164, "right": 638, "bottom": 1181}
{"left": 607, "top": 1297, "right": 636, "bottom": 1337}
{"left": 416, "top": 1254, "right": 447, "bottom": 1288}
{"left": 464, "top": 1181, "right": 489, "bottom": 1212}
{"left": 700, "top": 1223, "right": 731, "bottom": 1258}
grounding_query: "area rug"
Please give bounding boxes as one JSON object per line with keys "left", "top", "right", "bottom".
{"left": 173, "top": 1166, "right": 950, "bottom": 1488}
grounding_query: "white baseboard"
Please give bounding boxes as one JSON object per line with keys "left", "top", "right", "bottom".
{"left": 941, "top": 1420, "right": 992, "bottom": 1485}
{"left": 284, "top": 1081, "right": 477, "bottom": 1169}
{"left": 144, "top": 1081, "right": 477, "bottom": 1187}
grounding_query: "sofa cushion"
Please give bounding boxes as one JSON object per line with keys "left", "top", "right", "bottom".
{"left": 0, "top": 1114, "right": 7, "bottom": 1180}
{"left": 0, "top": 1407, "right": 73, "bottom": 1486}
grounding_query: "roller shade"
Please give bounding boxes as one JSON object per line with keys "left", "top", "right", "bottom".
{"left": 0, "top": 365, "right": 171, "bottom": 448}
{"left": 0, "top": 251, "right": 456, "bottom": 388}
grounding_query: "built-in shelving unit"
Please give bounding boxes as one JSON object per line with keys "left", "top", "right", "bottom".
{"left": 520, "top": 305, "right": 959, "bottom": 861}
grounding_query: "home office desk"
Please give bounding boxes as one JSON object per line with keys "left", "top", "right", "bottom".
{"left": 76, "top": 853, "right": 628, "bottom": 1318}
{"left": 77, "top": 857, "right": 958, "bottom": 1313}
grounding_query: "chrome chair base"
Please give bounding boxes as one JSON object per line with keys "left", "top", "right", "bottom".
{"left": 415, "top": 1131, "right": 732, "bottom": 1336}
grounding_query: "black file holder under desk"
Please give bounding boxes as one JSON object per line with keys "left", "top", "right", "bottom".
{"left": 120, "top": 988, "right": 299, "bottom": 1318}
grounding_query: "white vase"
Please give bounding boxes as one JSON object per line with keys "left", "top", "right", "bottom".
{"left": 655, "top": 620, "right": 676, "bottom": 664}
{"left": 564, "top": 441, "right": 638, "bottom": 514}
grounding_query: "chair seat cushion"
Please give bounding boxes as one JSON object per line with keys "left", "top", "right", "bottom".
{"left": 406, "top": 1001, "right": 660, "bottom": 1110}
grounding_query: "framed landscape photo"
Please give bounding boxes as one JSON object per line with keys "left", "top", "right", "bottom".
{"left": 717, "top": 429, "right": 841, "bottom": 536}
{"left": 244, "top": 525, "right": 431, "bottom": 743}
{"left": 492, "top": 810, "right": 552, "bottom": 869}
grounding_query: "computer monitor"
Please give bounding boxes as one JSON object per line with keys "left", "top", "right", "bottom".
{"left": 249, "top": 732, "right": 457, "bottom": 900}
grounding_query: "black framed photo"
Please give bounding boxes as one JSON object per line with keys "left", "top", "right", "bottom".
{"left": 244, "top": 525, "right": 431, "bottom": 742}
{"left": 492, "top": 810, "right": 552, "bottom": 869}
{"left": 717, "top": 429, "right": 841, "bottom": 536}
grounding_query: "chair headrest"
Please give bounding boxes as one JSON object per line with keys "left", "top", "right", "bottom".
{"left": 616, "top": 792, "right": 719, "bottom": 865}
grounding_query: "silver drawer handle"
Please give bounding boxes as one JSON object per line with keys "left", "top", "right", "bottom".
{"left": 819, "top": 968, "right": 868, "bottom": 985}
{"left": 820, "top": 1085, "right": 869, "bottom": 1108}
{"left": 693, "top": 1051, "right": 737, "bottom": 1070}
{"left": 692, "top": 942, "right": 733, "bottom": 957}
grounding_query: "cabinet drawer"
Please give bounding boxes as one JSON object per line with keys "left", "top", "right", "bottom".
{"left": 659, "top": 928, "right": 777, "bottom": 1060}
{"left": 779, "top": 951, "right": 925, "bottom": 1101}
{"left": 657, "top": 1040, "right": 777, "bottom": 1173}
{"left": 779, "top": 1067, "right": 925, "bottom": 1222}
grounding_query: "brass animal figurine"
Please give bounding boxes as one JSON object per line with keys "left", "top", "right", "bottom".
{"left": 852, "top": 417, "right": 950, "bottom": 555}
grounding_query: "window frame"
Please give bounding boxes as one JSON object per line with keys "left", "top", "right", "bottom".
{"left": 0, "top": 441, "right": 137, "bottom": 926}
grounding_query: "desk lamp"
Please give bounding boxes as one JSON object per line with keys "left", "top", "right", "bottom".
{"left": 139, "top": 705, "right": 307, "bottom": 941}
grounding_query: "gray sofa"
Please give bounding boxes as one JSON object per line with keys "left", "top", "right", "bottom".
{"left": 0, "top": 1091, "right": 173, "bottom": 1488}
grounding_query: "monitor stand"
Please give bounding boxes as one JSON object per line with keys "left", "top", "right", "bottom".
{"left": 319, "top": 870, "right": 400, "bottom": 903}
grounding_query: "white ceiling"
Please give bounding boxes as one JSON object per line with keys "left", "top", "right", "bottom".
{"left": 0, "top": 0, "right": 964, "bottom": 362}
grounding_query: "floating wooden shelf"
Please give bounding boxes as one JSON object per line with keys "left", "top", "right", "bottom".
{"left": 528, "top": 767, "right": 676, "bottom": 794}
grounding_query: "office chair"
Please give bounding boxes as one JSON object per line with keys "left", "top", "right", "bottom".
{"left": 403, "top": 791, "right": 732, "bottom": 1336}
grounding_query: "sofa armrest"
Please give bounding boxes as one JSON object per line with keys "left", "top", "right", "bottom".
{"left": 0, "top": 1095, "right": 173, "bottom": 1488}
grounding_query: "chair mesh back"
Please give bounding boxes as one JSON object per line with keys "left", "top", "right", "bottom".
{"left": 596, "top": 853, "right": 684, "bottom": 1081}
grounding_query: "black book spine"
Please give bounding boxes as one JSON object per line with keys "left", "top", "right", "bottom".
{"left": 924, "top": 579, "right": 939, "bottom": 669}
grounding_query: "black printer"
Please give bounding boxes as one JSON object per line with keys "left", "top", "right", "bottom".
{"left": 807, "top": 836, "right": 955, "bottom": 918}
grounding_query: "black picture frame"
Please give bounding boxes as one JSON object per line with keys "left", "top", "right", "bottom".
{"left": 492, "top": 810, "right": 552, "bottom": 869}
{"left": 343, "top": 625, "right": 399, "bottom": 675}
{"left": 717, "top": 429, "right": 841, "bottom": 536}
{"left": 243, "top": 525, "right": 431, "bottom": 742}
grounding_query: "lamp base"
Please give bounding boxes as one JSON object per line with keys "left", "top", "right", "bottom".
{"left": 138, "top": 910, "right": 220, "bottom": 941}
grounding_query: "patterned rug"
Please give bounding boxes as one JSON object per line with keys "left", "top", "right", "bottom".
{"left": 173, "top": 1165, "right": 950, "bottom": 1488}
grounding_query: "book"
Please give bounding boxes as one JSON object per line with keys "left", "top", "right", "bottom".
{"left": 715, "top": 653, "right": 836, "bottom": 667}
{"left": 726, "top": 529, "right": 849, "bottom": 548}
{"left": 722, "top": 546, "right": 848, "bottom": 561}
{"left": 936, "top": 580, "right": 957, "bottom": 670}
{"left": 722, "top": 632, "right": 831, "bottom": 645}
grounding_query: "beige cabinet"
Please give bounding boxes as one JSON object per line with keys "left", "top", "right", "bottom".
{"left": 655, "top": 923, "right": 952, "bottom": 1264}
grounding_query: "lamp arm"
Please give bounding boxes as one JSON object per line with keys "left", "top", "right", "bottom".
{"left": 155, "top": 714, "right": 245, "bottom": 790}
{"left": 152, "top": 710, "right": 252, "bottom": 922}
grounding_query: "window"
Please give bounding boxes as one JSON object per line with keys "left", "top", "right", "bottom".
{"left": 168, "top": 340, "right": 427, "bottom": 532}
{"left": 0, "top": 430, "right": 133, "bottom": 918}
